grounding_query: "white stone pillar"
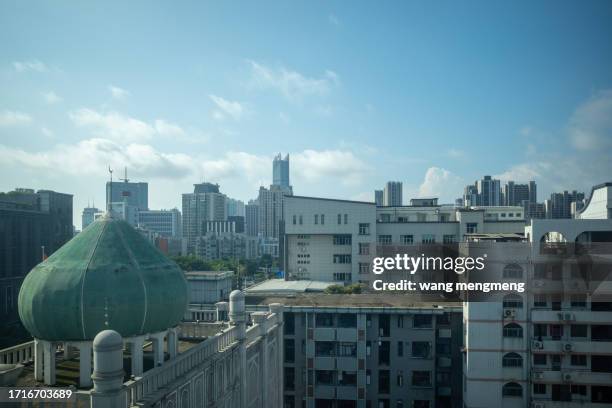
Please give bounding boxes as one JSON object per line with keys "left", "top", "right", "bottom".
{"left": 150, "top": 332, "right": 166, "bottom": 367}
{"left": 41, "top": 340, "right": 56, "bottom": 385}
{"left": 251, "top": 312, "right": 269, "bottom": 408}
{"left": 91, "top": 330, "right": 126, "bottom": 408}
{"left": 127, "top": 336, "right": 144, "bottom": 377}
{"left": 269, "top": 303, "right": 284, "bottom": 408}
{"left": 78, "top": 342, "right": 93, "bottom": 388}
{"left": 34, "top": 338, "right": 43, "bottom": 381}
{"left": 229, "top": 290, "right": 246, "bottom": 408}
{"left": 167, "top": 327, "right": 178, "bottom": 359}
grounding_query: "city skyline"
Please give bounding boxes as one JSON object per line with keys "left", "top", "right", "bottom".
{"left": 1, "top": 1, "right": 612, "bottom": 229}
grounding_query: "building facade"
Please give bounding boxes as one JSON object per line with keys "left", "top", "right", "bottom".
{"left": 273, "top": 153, "right": 291, "bottom": 191}
{"left": 383, "top": 182, "right": 403, "bottom": 207}
{"left": 182, "top": 184, "right": 228, "bottom": 254}
{"left": 137, "top": 208, "right": 182, "bottom": 237}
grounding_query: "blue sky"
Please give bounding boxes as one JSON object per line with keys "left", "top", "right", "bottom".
{"left": 1, "top": 1, "right": 612, "bottom": 228}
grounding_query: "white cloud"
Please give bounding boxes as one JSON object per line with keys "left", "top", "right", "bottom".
{"left": 446, "top": 148, "right": 465, "bottom": 158}
{"left": 0, "top": 110, "right": 32, "bottom": 126}
{"left": 13, "top": 60, "right": 48, "bottom": 73}
{"left": 418, "top": 167, "right": 464, "bottom": 201}
{"left": 69, "top": 108, "right": 155, "bottom": 142}
{"left": 568, "top": 89, "right": 612, "bottom": 151}
{"left": 108, "top": 85, "right": 130, "bottom": 99}
{"left": 41, "top": 127, "right": 55, "bottom": 138}
{"left": 42, "top": 91, "right": 62, "bottom": 104}
{"left": 248, "top": 61, "right": 339, "bottom": 101}
{"left": 328, "top": 14, "right": 341, "bottom": 26}
{"left": 154, "top": 119, "right": 186, "bottom": 138}
{"left": 292, "top": 149, "right": 368, "bottom": 186}
{"left": 209, "top": 95, "right": 244, "bottom": 120}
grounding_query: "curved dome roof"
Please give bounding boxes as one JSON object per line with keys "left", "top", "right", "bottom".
{"left": 18, "top": 215, "right": 188, "bottom": 341}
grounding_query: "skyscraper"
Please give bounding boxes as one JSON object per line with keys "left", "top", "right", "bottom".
{"left": 257, "top": 185, "right": 286, "bottom": 239}
{"left": 245, "top": 200, "right": 259, "bottom": 237}
{"left": 476, "top": 175, "right": 501, "bottom": 206}
{"left": 272, "top": 153, "right": 291, "bottom": 190}
{"left": 105, "top": 170, "right": 148, "bottom": 211}
{"left": 383, "top": 181, "right": 402, "bottom": 206}
{"left": 374, "top": 189, "right": 383, "bottom": 206}
{"left": 182, "top": 183, "right": 227, "bottom": 254}
{"left": 82, "top": 206, "right": 101, "bottom": 229}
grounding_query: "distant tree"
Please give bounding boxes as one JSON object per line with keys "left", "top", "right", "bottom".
{"left": 324, "top": 283, "right": 363, "bottom": 294}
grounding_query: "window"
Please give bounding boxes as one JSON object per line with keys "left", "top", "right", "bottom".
{"left": 315, "top": 341, "right": 335, "bottom": 356}
{"left": 359, "top": 223, "right": 370, "bottom": 235}
{"left": 314, "top": 214, "right": 318, "bottom": 224}
{"left": 378, "top": 235, "right": 392, "bottom": 245}
{"left": 571, "top": 355, "right": 587, "bottom": 366}
{"left": 400, "top": 235, "right": 413, "bottom": 244}
{"left": 397, "top": 371, "right": 403, "bottom": 386}
{"left": 316, "top": 314, "right": 334, "bottom": 327}
{"left": 421, "top": 234, "right": 436, "bottom": 244}
{"left": 503, "top": 264, "right": 523, "bottom": 279}
{"left": 397, "top": 316, "right": 404, "bottom": 328}
{"left": 533, "top": 383, "right": 546, "bottom": 394}
{"left": 503, "top": 294, "right": 523, "bottom": 309}
{"left": 333, "top": 254, "right": 352, "bottom": 264}
{"left": 359, "top": 263, "right": 370, "bottom": 275}
{"left": 333, "top": 235, "right": 352, "bottom": 245}
{"left": 443, "top": 235, "right": 456, "bottom": 244}
{"left": 285, "top": 339, "right": 295, "bottom": 363}
{"left": 333, "top": 273, "right": 350, "bottom": 282}
{"left": 503, "top": 382, "right": 522, "bottom": 397}
{"left": 339, "top": 371, "right": 357, "bottom": 386}
{"left": 397, "top": 341, "right": 403, "bottom": 357}
{"left": 571, "top": 294, "right": 587, "bottom": 308}
{"left": 571, "top": 324, "right": 587, "bottom": 338}
{"left": 338, "top": 214, "right": 342, "bottom": 225}
{"left": 533, "top": 294, "right": 547, "bottom": 307}
{"left": 315, "top": 370, "right": 334, "bottom": 385}
{"left": 337, "top": 342, "right": 357, "bottom": 357}
{"left": 533, "top": 354, "right": 547, "bottom": 365}
{"left": 466, "top": 223, "right": 478, "bottom": 234}
{"left": 534, "top": 324, "right": 547, "bottom": 338}
{"left": 321, "top": 214, "right": 325, "bottom": 225}
{"left": 378, "top": 370, "right": 390, "bottom": 394}
{"left": 413, "top": 315, "right": 432, "bottom": 329}
{"left": 338, "top": 314, "right": 357, "bottom": 328}
{"left": 503, "top": 323, "right": 523, "bottom": 338}
{"left": 411, "top": 342, "right": 431, "bottom": 358}
{"left": 571, "top": 385, "right": 587, "bottom": 396}
{"left": 344, "top": 214, "right": 348, "bottom": 224}
{"left": 502, "top": 352, "right": 523, "bottom": 367}
{"left": 298, "top": 215, "right": 302, "bottom": 225}
{"left": 412, "top": 371, "right": 431, "bottom": 387}
{"left": 359, "top": 243, "right": 370, "bottom": 255}
{"left": 285, "top": 367, "right": 295, "bottom": 390}
{"left": 413, "top": 402, "right": 429, "bottom": 408}
{"left": 292, "top": 215, "right": 296, "bottom": 225}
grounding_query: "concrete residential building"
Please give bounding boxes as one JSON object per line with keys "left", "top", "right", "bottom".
{"left": 227, "top": 198, "right": 246, "bottom": 217}
{"left": 258, "top": 184, "right": 290, "bottom": 240}
{"left": 246, "top": 200, "right": 260, "bottom": 237}
{"left": 195, "top": 232, "right": 258, "bottom": 261}
{"left": 182, "top": 183, "right": 228, "bottom": 254}
{"left": 383, "top": 182, "right": 403, "bottom": 207}
{"left": 282, "top": 195, "right": 525, "bottom": 283}
{"left": 477, "top": 176, "right": 502, "bottom": 206}
{"left": 463, "top": 209, "right": 612, "bottom": 408}
{"left": 546, "top": 190, "right": 585, "bottom": 219}
{"left": 246, "top": 292, "right": 464, "bottom": 408}
{"left": 185, "top": 270, "right": 233, "bottom": 304}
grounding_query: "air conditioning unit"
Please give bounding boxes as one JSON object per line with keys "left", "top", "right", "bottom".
{"left": 532, "top": 371, "right": 544, "bottom": 380}
{"left": 562, "top": 372, "right": 572, "bottom": 382}
{"left": 531, "top": 402, "right": 545, "bottom": 408}
{"left": 564, "top": 312, "right": 574, "bottom": 321}
{"left": 532, "top": 340, "right": 544, "bottom": 350}
{"left": 503, "top": 309, "right": 516, "bottom": 318}
{"left": 534, "top": 280, "right": 545, "bottom": 288}
{"left": 563, "top": 343, "right": 573, "bottom": 353}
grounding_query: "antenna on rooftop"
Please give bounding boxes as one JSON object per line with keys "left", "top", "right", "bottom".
{"left": 119, "top": 166, "right": 129, "bottom": 183}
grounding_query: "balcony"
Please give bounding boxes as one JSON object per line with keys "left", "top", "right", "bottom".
{"left": 336, "top": 328, "right": 358, "bottom": 342}
{"left": 314, "top": 328, "right": 336, "bottom": 341}
{"left": 314, "top": 357, "right": 335, "bottom": 370}
{"left": 532, "top": 369, "right": 612, "bottom": 385}
{"left": 531, "top": 339, "right": 612, "bottom": 354}
{"left": 531, "top": 310, "right": 612, "bottom": 324}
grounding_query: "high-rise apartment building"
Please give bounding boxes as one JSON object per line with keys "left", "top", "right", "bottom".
{"left": 383, "top": 182, "right": 402, "bottom": 206}
{"left": 476, "top": 176, "right": 501, "bottom": 206}
{"left": 504, "top": 181, "right": 530, "bottom": 206}
{"left": 246, "top": 200, "right": 260, "bottom": 237}
{"left": 182, "top": 183, "right": 227, "bottom": 254}
{"left": 258, "top": 185, "right": 289, "bottom": 240}
{"left": 81, "top": 206, "right": 101, "bottom": 229}
{"left": 226, "top": 198, "right": 246, "bottom": 217}
{"left": 374, "top": 190, "right": 384, "bottom": 206}
{"left": 546, "top": 190, "right": 585, "bottom": 219}
{"left": 273, "top": 153, "right": 291, "bottom": 190}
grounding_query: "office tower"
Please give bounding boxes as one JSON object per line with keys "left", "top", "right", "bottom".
{"left": 182, "top": 183, "right": 227, "bottom": 254}
{"left": 0, "top": 188, "right": 73, "bottom": 341}
{"left": 273, "top": 153, "right": 291, "bottom": 190}
{"left": 383, "top": 181, "right": 402, "bottom": 206}
{"left": 228, "top": 215, "right": 245, "bottom": 233}
{"left": 374, "top": 190, "right": 383, "bottom": 206}
{"left": 245, "top": 200, "right": 260, "bottom": 237}
{"left": 82, "top": 206, "right": 101, "bottom": 229}
{"left": 529, "top": 180, "right": 537, "bottom": 204}
{"left": 226, "top": 198, "right": 246, "bottom": 217}
{"left": 105, "top": 169, "right": 148, "bottom": 211}
{"left": 137, "top": 208, "right": 182, "bottom": 237}
{"left": 476, "top": 175, "right": 501, "bottom": 206}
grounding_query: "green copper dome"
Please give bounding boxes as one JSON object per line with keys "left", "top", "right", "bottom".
{"left": 18, "top": 216, "right": 188, "bottom": 341}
